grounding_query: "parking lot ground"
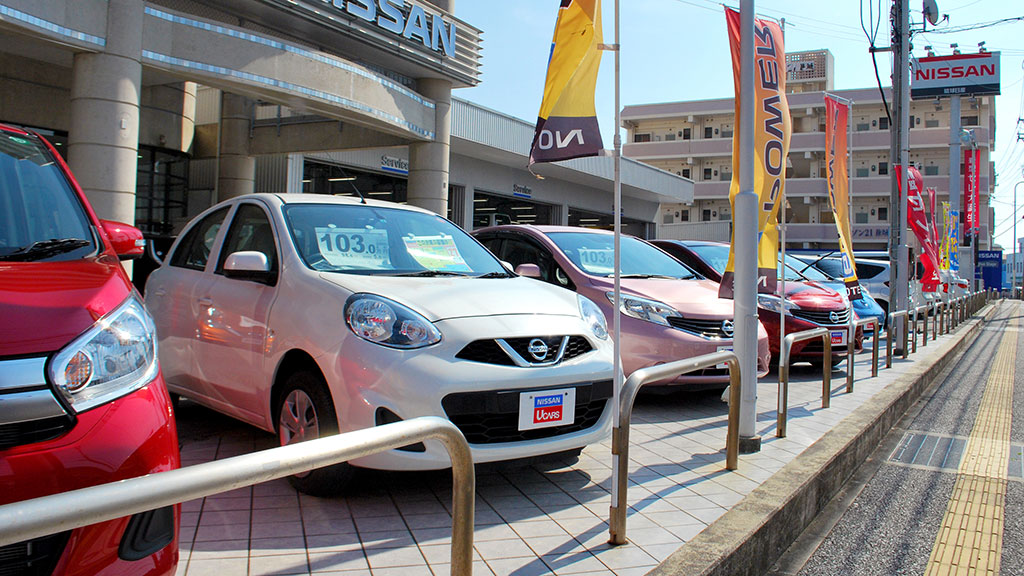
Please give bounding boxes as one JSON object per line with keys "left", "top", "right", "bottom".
{"left": 174, "top": 311, "right": 987, "bottom": 576}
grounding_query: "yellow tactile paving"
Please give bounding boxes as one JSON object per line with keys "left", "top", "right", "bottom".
{"left": 924, "top": 310, "right": 1015, "bottom": 576}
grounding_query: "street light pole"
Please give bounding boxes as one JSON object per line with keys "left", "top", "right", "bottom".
{"left": 1014, "top": 179, "right": 1024, "bottom": 295}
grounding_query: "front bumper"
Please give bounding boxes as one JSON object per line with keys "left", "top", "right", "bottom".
{"left": 760, "top": 312, "right": 865, "bottom": 361}
{"left": 323, "top": 314, "right": 615, "bottom": 471}
{"left": 0, "top": 372, "right": 180, "bottom": 576}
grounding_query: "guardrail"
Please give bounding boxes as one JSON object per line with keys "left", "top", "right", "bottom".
{"left": 848, "top": 318, "right": 880, "bottom": 386}
{"left": 887, "top": 310, "right": 910, "bottom": 368}
{"left": 608, "top": 351, "right": 740, "bottom": 546}
{"left": 0, "top": 417, "right": 476, "bottom": 576}
{"left": 777, "top": 327, "right": 831, "bottom": 438}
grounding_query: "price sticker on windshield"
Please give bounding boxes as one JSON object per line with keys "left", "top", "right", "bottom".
{"left": 578, "top": 248, "right": 614, "bottom": 275}
{"left": 315, "top": 227, "right": 390, "bottom": 269}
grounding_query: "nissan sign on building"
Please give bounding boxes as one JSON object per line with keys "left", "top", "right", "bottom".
{"left": 911, "top": 52, "right": 1000, "bottom": 99}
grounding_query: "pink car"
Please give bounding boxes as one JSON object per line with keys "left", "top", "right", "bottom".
{"left": 473, "top": 226, "right": 771, "bottom": 388}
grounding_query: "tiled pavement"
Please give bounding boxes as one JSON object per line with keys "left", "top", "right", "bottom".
{"left": 174, "top": 331, "right": 957, "bottom": 576}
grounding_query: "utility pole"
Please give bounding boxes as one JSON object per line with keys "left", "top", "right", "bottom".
{"left": 889, "top": 0, "right": 910, "bottom": 346}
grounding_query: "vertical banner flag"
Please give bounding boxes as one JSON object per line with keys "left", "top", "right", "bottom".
{"left": 528, "top": 0, "right": 604, "bottom": 166}
{"left": 964, "top": 148, "right": 981, "bottom": 236}
{"left": 719, "top": 8, "right": 791, "bottom": 299}
{"left": 824, "top": 95, "right": 862, "bottom": 300}
{"left": 949, "top": 209, "right": 960, "bottom": 272}
{"left": 940, "top": 202, "right": 951, "bottom": 271}
{"left": 896, "top": 165, "right": 941, "bottom": 291}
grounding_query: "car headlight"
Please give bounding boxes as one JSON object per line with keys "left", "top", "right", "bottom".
{"left": 50, "top": 294, "right": 159, "bottom": 413}
{"left": 345, "top": 294, "right": 441, "bottom": 349}
{"left": 578, "top": 294, "right": 608, "bottom": 340}
{"left": 606, "top": 291, "right": 679, "bottom": 327}
{"left": 757, "top": 294, "right": 797, "bottom": 314}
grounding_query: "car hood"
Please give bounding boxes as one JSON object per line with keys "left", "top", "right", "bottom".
{"left": 318, "top": 273, "right": 582, "bottom": 321}
{"left": 783, "top": 281, "right": 845, "bottom": 310}
{"left": 0, "top": 257, "right": 132, "bottom": 356}
{"left": 589, "top": 276, "right": 735, "bottom": 319}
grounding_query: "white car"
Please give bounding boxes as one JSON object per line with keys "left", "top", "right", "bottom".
{"left": 145, "top": 194, "right": 614, "bottom": 494}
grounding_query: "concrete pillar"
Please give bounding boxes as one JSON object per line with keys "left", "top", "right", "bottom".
{"left": 68, "top": 0, "right": 143, "bottom": 225}
{"left": 217, "top": 92, "right": 256, "bottom": 200}
{"left": 407, "top": 78, "right": 452, "bottom": 215}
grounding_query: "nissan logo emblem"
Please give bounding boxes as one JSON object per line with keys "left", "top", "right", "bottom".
{"left": 721, "top": 320, "right": 735, "bottom": 337}
{"left": 829, "top": 311, "right": 840, "bottom": 324}
{"left": 527, "top": 338, "right": 550, "bottom": 361}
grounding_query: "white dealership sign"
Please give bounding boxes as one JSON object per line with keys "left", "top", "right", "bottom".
{"left": 911, "top": 52, "right": 1000, "bottom": 99}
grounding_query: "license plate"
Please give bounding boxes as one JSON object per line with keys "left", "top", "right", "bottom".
{"left": 830, "top": 330, "right": 848, "bottom": 346}
{"left": 518, "top": 388, "right": 576, "bottom": 431}
{"left": 716, "top": 345, "right": 733, "bottom": 369}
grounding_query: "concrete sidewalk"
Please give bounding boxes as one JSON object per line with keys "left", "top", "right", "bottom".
{"left": 174, "top": 310, "right": 987, "bottom": 576}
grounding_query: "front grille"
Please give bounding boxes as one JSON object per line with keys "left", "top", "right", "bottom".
{"left": 791, "top": 307, "right": 851, "bottom": 326}
{"left": 0, "top": 416, "right": 74, "bottom": 452}
{"left": 667, "top": 317, "right": 732, "bottom": 338}
{"left": 442, "top": 380, "right": 612, "bottom": 444}
{"left": 0, "top": 532, "right": 70, "bottom": 576}
{"left": 455, "top": 336, "right": 593, "bottom": 367}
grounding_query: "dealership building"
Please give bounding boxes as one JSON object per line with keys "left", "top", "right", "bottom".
{"left": 0, "top": 0, "right": 690, "bottom": 266}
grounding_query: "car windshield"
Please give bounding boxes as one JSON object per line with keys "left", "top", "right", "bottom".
{"left": 0, "top": 131, "right": 95, "bottom": 262}
{"left": 547, "top": 232, "right": 698, "bottom": 279}
{"left": 806, "top": 257, "right": 846, "bottom": 280}
{"left": 283, "top": 203, "right": 506, "bottom": 276}
{"left": 788, "top": 258, "right": 831, "bottom": 281}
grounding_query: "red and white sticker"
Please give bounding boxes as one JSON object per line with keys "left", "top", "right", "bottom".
{"left": 830, "top": 330, "right": 848, "bottom": 346}
{"left": 518, "top": 388, "right": 576, "bottom": 431}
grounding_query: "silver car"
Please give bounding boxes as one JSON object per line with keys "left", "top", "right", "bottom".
{"left": 145, "top": 194, "right": 613, "bottom": 494}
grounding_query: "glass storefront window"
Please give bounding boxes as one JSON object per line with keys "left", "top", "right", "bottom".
{"left": 302, "top": 160, "right": 406, "bottom": 203}
{"left": 568, "top": 208, "right": 648, "bottom": 238}
{"left": 472, "top": 191, "right": 554, "bottom": 229}
{"left": 135, "top": 147, "right": 189, "bottom": 236}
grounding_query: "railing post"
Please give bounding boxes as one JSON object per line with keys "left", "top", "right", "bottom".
{"left": 609, "top": 351, "right": 740, "bottom": 546}
{"left": 777, "top": 327, "right": 830, "bottom": 438}
{"left": 902, "top": 312, "right": 909, "bottom": 359}
{"left": 912, "top": 308, "right": 919, "bottom": 354}
{"left": 822, "top": 333, "right": 832, "bottom": 408}
{"left": 921, "top": 306, "right": 929, "bottom": 347}
{"left": 846, "top": 323, "right": 855, "bottom": 393}
{"left": 932, "top": 302, "right": 939, "bottom": 341}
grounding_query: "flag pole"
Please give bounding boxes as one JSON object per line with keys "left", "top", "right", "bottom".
{"left": 609, "top": 0, "right": 623, "bottom": 517}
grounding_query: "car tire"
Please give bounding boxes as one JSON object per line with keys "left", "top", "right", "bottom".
{"left": 276, "top": 371, "right": 354, "bottom": 496}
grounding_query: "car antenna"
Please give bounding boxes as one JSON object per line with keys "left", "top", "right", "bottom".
{"left": 331, "top": 169, "right": 367, "bottom": 204}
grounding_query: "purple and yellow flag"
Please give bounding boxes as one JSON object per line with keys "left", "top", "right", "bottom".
{"left": 529, "top": 0, "right": 604, "bottom": 166}
{"left": 719, "top": 8, "right": 791, "bottom": 298}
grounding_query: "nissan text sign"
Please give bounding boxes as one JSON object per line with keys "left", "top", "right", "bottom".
{"left": 911, "top": 52, "right": 1000, "bottom": 99}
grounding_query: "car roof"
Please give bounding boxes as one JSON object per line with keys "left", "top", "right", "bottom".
{"left": 237, "top": 193, "right": 439, "bottom": 216}
{"left": 474, "top": 224, "right": 644, "bottom": 239}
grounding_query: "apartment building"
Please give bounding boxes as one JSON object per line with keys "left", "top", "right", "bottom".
{"left": 621, "top": 49, "right": 995, "bottom": 252}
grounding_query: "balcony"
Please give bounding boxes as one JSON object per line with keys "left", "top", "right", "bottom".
{"left": 694, "top": 176, "right": 992, "bottom": 200}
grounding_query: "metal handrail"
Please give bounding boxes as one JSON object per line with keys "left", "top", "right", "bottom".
{"left": 0, "top": 417, "right": 476, "bottom": 576}
{"left": 777, "top": 327, "right": 831, "bottom": 438}
{"left": 887, "top": 310, "right": 910, "bottom": 368}
{"left": 848, "top": 318, "right": 880, "bottom": 385}
{"left": 608, "top": 351, "right": 740, "bottom": 545}
{"left": 931, "top": 301, "right": 940, "bottom": 341}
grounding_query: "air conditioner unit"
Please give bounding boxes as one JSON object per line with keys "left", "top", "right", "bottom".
{"left": 686, "top": 157, "right": 694, "bottom": 165}
{"left": 687, "top": 115, "right": 694, "bottom": 122}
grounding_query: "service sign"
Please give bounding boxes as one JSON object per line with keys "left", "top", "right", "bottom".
{"left": 911, "top": 52, "right": 1000, "bottom": 99}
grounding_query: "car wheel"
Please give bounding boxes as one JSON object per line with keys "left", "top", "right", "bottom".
{"left": 276, "top": 371, "right": 354, "bottom": 496}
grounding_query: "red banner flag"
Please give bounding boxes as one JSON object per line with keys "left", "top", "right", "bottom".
{"left": 964, "top": 148, "right": 981, "bottom": 236}
{"left": 897, "top": 165, "right": 941, "bottom": 291}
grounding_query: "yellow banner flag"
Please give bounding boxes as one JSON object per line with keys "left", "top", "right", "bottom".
{"left": 529, "top": 0, "right": 604, "bottom": 166}
{"left": 719, "top": 8, "right": 791, "bottom": 298}
{"left": 824, "top": 95, "right": 862, "bottom": 300}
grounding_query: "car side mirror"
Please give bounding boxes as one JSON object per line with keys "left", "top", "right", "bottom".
{"left": 515, "top": 263, "right": 542, "bottom": 278}
{"left": 100, "top": 219, "right": 145, "bottom": 261}
{"left": 224, "top": 251, "right": 275, "bottom": 284}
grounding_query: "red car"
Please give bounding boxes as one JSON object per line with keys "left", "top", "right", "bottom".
{"left": 0, "top": 125, "right": 180, "bottom": 575}
{"left": 652, "top": 240, "right": 862, "bottom": 368}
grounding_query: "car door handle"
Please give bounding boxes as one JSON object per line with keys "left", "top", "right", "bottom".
{"left": 151, "top": 288, "right": 166, "bottom": 297}
{"left": 198, "top": 297, "right": 213, "bottom": 306}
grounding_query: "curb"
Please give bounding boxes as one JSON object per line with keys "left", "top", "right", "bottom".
{"left": 647, "top": 303, "right": 994, "bottom": 576}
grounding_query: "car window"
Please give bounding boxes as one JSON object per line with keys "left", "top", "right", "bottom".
{"left": 169, "top": 207, "right": 229, "bottom": 271}
{"left": 791, "top": 260, "right": 830, "bottom": 281}
{"left": 857, "top": 262, "right": 886, "bottom": 279}
{"left": 547, "top": 232, "right": 697, "bottom": 279}
{"left": 284, "top": 203, "right": 505, "bottom": 276}
{"left": 217, "top": 204, "right": 278, "bottom": 275}
{"left": 0, "top": 131, "right": 96, "bottom": 262}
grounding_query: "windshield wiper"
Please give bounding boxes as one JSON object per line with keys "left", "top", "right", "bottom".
{"left": 476, "top": 271, "right": 512, "bottom": 278}
{"left": 612, "top": 273, "right": 685, "bottom": 280}
{"left": 394, "top": 270, "right": 471, "bottom": 277}
{"left": 0, "top": 238, "right": 91, "bottom": 262}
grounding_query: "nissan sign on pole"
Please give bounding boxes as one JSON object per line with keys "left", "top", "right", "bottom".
{"left": 911, "top": 52, "right": 1000, "bottom": 99}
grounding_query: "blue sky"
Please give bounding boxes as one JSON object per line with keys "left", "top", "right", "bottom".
{"left": 453, "top": 1, "right": 1024, "bottom": 252}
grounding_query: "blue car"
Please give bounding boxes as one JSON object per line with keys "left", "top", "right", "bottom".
{"left": 789, "top": 255, "right": 887, "bottom": 333}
